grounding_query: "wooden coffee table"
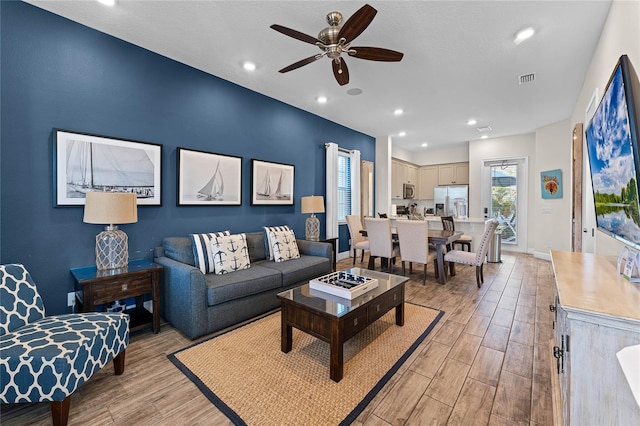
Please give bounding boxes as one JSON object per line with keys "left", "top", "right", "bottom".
{"left": 277, "top": 268, "right": 409, "bottom": 382}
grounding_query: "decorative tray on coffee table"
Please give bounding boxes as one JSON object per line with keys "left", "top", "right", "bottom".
{"left": 309, "top": 271, "right": 378, "bottom": 300}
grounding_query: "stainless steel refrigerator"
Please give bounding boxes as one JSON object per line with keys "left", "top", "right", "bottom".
{"left": 434, "top": 186, "right": 468, "bottom": 217}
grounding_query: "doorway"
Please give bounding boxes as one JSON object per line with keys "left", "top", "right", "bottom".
{"left": 361, "top": 160, "right": 374, "bottom": 220}
{"left": 482, "top": 157, "right": 528, "bottom": 252}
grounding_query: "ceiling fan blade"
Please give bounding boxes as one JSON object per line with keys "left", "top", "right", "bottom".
{"left": 278, "top": 54, "right": 324, "bottom": 73}
{"left": 338, "top": 4, "right": 377, "bottom": 44}
{"left": 332, "top": 57, "right": 350, "bottom": 86}
{"left": 348, "top": 46, "right": 404, "bottom": 62}
{"left": 270, "top": 24, "right": 322, "bottom": 45}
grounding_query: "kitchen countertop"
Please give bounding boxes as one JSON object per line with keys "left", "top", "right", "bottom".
{"left": 389, "top": 216, "right": 487, "bottom": 224}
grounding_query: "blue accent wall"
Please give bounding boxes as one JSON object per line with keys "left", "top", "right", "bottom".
{"left": 0, "top": 2, "right": 374, "bottom": 314}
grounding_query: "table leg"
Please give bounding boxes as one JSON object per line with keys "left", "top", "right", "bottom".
{"left": 396, "top": 302, "right": 405, "bottom": 326}
{"left": 281, "top": 307, "right": 292, "bottom": 353}
{"left": 330, "top": 322, "right": 343, "bottom": 382}
{"left": 436, "top": 243, "right": 447, "bottom": 284}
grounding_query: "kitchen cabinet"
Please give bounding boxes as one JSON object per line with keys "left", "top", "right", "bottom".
{"left": 549, "top": 250, "right": 640, "bottom": 425}
{"left": 438, "top": 162, "right": 469, "bottom": 185}
{"left": 419, "top": 166, "right": 438, "bottom": 199}
{"left": 391, "top": 160, "right": 419, "bottom": 199}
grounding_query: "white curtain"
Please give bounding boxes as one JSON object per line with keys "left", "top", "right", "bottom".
{"left": 350, "top": 150, "right": 361, "bottom": 217}
{"left": 325, "top": 142, "right": 339, "bottom": 238}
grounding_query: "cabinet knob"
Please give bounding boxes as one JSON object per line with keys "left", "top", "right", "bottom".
{"left": 549, "top": 304, "right": 556, "bottom": 312}
{"left": 122, "top": 284, "right": 128, "bottom": 291}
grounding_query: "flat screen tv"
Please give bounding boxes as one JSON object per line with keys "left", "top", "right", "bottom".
{"left": 585, "top": 54, "right": 640, "bottom": 250}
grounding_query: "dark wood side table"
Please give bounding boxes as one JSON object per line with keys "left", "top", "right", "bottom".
{"left": 70, "top": 259, "right": 162, "bottom": 334}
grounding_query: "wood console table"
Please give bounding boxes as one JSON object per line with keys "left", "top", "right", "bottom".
{"left": 549, "top": 250, "right": 640, "bottom": 425}
{"left": 71, "top": 259, "right": 162, "bottom": 334}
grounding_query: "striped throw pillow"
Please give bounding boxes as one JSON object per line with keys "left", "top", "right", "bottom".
{"left": 263, "top": 225, "right": 291, "bottom": 260}
{"left": 189, "top": 231, "right": 231, "bottom": 273}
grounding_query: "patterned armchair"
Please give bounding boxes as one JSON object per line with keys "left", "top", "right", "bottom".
{"left": 0, "top": 264, "right": 129, "bottom": 426}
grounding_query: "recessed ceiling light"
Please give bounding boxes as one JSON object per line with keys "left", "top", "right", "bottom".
{"left": 398, "top": 131, "right": 406, "bottom": 137}
{"left": 481, "top": 135, "right": 489, "bottom": 139}
{"left": 96, "top": 0, "right": 116, "bottom": 6}
{"left": 394, "top": 108, "right": 403, "bottom": 116}
{"left": 421, "top": 143, "right": 428, "bottom": 147}
{"left": 317, "top": 96, "right": 327, "bottom": 104}
{"left": 243, "top": 61, "right": 256, "bottom": 71}
{"left": 467, "top": 119, "right": 477, "bottom": 126}
{"left": 514, "top": 27, "right": 535, "bottom": 45}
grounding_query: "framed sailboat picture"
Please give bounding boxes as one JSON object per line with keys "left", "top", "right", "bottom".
{"left": 54, "top": 129, "right": 162, "bottom": 206}
{"left": 251, "top": 159, "right": 294, "bottom": 205}
{"left": 177, "top": 148, "right": 242, "bottom": 206}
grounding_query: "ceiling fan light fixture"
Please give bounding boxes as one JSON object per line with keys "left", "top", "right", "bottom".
{"left": 514, "top": 27, "right": 535, "bottom": 45}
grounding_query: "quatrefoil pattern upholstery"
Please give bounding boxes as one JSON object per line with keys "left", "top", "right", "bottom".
{"left": 0, "top": 264, "right": 129, "bottom": 405}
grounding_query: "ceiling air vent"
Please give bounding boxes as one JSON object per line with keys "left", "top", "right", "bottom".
{"left": 477, "top": 126, "right": 492, "bottom": 133}
{"left": 519, "top": 73, "right": 536, "bottom": 85}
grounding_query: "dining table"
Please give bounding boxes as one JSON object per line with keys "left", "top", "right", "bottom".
{"left": 360, "top": 227, "right": 462, "bottom": 284}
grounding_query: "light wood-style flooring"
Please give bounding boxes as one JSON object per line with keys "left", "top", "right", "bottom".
{"left": 1, "top": 252, "right": 554, "bottom": 425}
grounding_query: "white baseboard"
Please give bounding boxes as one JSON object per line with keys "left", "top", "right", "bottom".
{"left": 532, "top": 250, "right": 552, "bottom": 261}
{"left": 337, "top": 251, "right": 350, "bottom": 261}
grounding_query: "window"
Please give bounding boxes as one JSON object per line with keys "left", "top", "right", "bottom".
{"left": 337, "top": 153, "right": 351, "bottom": 221}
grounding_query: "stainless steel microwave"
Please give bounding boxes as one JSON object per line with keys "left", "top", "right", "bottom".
{"left": 403, "top": 183, "right": 415, "bottom": 199}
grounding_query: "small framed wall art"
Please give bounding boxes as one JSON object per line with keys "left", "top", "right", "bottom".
{"left": 177, "top": 147, "right": 242, "bottom": 206}
{"left": 54, "top": 129, "right": 162, "bottom": 206}
{"left": 251, "top": 159, "right": 294, "bottom": 205}
{"left": 541, "top": 169, "right": 563, "bottom": 199}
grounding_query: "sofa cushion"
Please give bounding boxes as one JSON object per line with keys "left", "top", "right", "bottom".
{"left": 205, "top": 265, "right": 282, "bottom": 307}
{"left": 190, "top": 231, "right": 231, "bottom": 274}
{"left": 245, "top": 232, "right": 266, "bottom": 263}
{"left": 258, "top": 255, "right": 331, "bottom": 287}
{"left": 263, "top": 225, "right": 291, "bottom": 260}
{"left": 265, "top": 227, "right": 300, "bottom": 262}
{"left": 212, "top": 234, "right": 251, "bottom": 275}
{"left": 162, "top": 237, "right": 196, "bottom": 267}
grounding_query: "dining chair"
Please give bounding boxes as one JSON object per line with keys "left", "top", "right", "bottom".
{"left": 444, "top": 219, "right": 499, "bottom": 287}
{"left": 441, "top": 216, "right": 473, "bottom": 251}
{"left": 364, "top": 217, "right": 400, "bottom": 273}
{"left": 396, "top": 220, "right": 438, "bottom": 284}
{"left": 345, "top": 215, "right": 370, "bottom": 265}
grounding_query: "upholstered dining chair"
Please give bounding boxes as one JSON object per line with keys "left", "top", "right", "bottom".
{"left": 0, "top": 264, "right": 129, "bottom": 426}
{"left": 396, "top": 220, "right": 439, "bottom": 284}
{"left": 364, "top": 217, "right": 400, "bottom": 273}
{"left": 441, "top": 216, "right": 473, "bottom": 252}
{"left": 345, "top": 215, "right": 370, "bottom": 265}
{"left": 444, "top": 219, "right": 499, "bottom": 287}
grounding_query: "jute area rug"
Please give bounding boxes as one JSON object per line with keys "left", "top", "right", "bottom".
{"left": 168, "top": 303, "right": 443, "bottom": 426}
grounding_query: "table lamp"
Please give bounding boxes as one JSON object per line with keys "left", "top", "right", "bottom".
{"left": 83, "top": 191, "right": 138, "bottom": 270}
{"left": 301, "top": 195, "right": 324, "bottom": 241}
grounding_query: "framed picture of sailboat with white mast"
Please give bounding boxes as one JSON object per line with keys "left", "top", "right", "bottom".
{"left": 177, "top": 148, "right": 242, "bottom": 206}
{"left": 251, "top": 159, "right": 294, "bottom": 205}
{"left": 54, "top": 129, "right": 163, "bottom": 206}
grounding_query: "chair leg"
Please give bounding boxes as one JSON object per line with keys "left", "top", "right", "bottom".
{"left": 423, "top": 264, "right": 427, "bottom": 285}
{"left": 409, "top": 262, "right": 413, "bottom": 274}
{"left": 402, "top": 260, "right": 406, "bottom": 276}
{"left": 353, "top": 249, "right": 356, "bottom": 265}
{"left": 480, "top": 263, "right": 484, "bottom": 283}
{"left": 433, "top": 259, "right": 439, "bottom": 280}
{"left": 368, "top": 256, "right": 375, "bottom": 270}
{"left": 476, "top": 266, "right": 482, "bottom": 288}
{"left": 388, "top": 257, "right": 393, "bottom": 273}
{"left": 361, "top": 250, "right": 365, "bottom": 263}
{"left": 113, "top": 350, "right": 126, "bottom": 375}
{"left": 50, "top": 396, "right": 71, "bottom": 426}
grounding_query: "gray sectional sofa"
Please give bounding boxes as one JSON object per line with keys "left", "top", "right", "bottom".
{"left": 154, "top": 231, "right": 332, "bottom": 340}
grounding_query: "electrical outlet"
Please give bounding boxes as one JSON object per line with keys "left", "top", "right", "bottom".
{"left": 67, "top": 292, "right": 76, "bottom": 307}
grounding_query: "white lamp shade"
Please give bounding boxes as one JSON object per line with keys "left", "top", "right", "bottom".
{"left": 83, "top": 192, "right": 138, "bottom": 225}
{"left": 301, "top": 196, "right": 325, "bottom": 214}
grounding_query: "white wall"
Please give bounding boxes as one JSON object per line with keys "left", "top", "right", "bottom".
{"left": 392, "top": 143, "right": 469, "bottom": 166}
{"left": 569, "top": 0, "right": 640, "bottom": 255}
{"left": 533, "top": 119, "right": 573, "bottom": 258}
{"left": 375, "top": 136, "right": 393, "bottom": 216}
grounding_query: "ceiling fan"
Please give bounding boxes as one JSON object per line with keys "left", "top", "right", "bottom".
{"left": 270, "top": 4, "right": 404, "bottom": 86}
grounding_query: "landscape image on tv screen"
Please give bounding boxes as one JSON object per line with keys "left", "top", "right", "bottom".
{"left": 586, "top": 60, "right": 640, "bottom": 249}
